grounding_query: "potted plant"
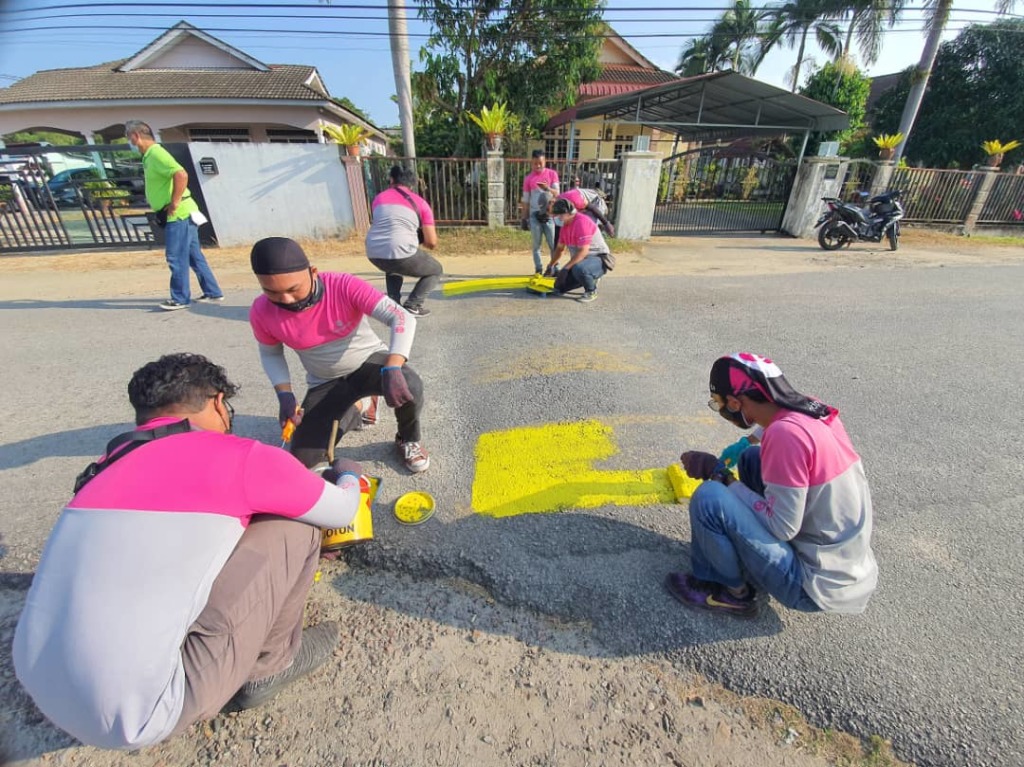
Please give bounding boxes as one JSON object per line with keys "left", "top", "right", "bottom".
{"left": 467, "top": 102, "right": 512, "bottom": 152}
{"left": 872, "top": 133, "right": 904, "bottom": 161}
{"left": 980, "top": 139, "right": 1021, "bottom": 169}
{"left": 323, "top": 124, "right": 370, "bottom": 156}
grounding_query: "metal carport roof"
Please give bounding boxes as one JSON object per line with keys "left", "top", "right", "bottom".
{"left": 574, "top": 70, "right": 849, "bottom": 151}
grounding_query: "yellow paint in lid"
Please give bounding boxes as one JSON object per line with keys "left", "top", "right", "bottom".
{"left": 394, "top": 491, "right": 436, "bottom": 525}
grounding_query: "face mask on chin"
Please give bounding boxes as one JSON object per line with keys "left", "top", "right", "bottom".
{"left": 271, "top": 269, "right": 324, "bottom": 312}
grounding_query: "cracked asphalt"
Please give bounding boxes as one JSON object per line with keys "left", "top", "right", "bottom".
{"left": 1, "top": 239, "right": 1022, "bottom": 766}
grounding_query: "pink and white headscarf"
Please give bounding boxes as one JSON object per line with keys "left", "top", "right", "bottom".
{"left": 709, "top": 352, "right": 835, "bottom": 420}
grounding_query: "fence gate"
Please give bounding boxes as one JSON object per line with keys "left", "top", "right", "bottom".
{"left": 653, "top": 149, "right": 797, "bottom": 234}
{"left": 363, "top": 156, "right": 487, "bottom": 226}
{"left": 0, "top": 145, "right": 162, "bottom": 254}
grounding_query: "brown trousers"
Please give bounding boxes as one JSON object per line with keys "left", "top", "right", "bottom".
{"left": 170, "top": 516, "right": 320, "bottom": 735}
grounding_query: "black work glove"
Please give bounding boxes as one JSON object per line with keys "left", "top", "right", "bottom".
{"left": 276, "top": 390, "right": 298, "bottom": 428}
{"left": 321, "top": 457, "right": 364, "bottom": 484}
{"left": 680, "top": 451, "right": 719, "bottom": 481}
{"left": 520, "top": 217, "right": 530, "bottom": 231}
{"left": 381, "top": 366, "right": 414, "bottom": 408}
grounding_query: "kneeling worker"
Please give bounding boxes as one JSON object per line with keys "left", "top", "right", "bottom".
{"left": 14, "top": 353, "right": 361, "bottom": 748}
{"left": 546, "top": 198, "right": 615, "bottom": 304}
{"left": 666, "top": 353, "right": 878, "bottom": 618}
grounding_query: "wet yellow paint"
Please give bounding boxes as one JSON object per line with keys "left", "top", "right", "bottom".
{"left": 442, "top": 276, "right": 532, "bottom": 296}
{"left": 472, "top": 419, "right": 682, "bottom": 518}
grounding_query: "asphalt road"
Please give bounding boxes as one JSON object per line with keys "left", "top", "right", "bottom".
{"left": 1, "top": 261, "right": 1022, "bottom": 767}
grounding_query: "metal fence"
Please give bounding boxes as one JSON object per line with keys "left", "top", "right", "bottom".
{"left": 890, "top": 167, "right": 984, "bottom": 224}
{"left": 652, "top": 151, "right": 796, "bottom": 233}
{"left": 363, "top": 156, "right": 487, "bottom": 226}
{"left": 839, "top": 160, "right": 877, "bottom": 201}
{"left": 977, "top": 173, "right": 1024, "bottom": 226}
{"left": 504, "top": 159, "right": 621, "bottom": 225}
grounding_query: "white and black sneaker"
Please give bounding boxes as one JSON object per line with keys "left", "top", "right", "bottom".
{"left": 159, "top": 299, "right": 189, "bottom": 311}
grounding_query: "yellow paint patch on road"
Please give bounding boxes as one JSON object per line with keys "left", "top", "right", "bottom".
{"left": 473, "top": 346, "right": 651, "bottom": 383}
{"left": 442, "top": 276, "right": 532, "bottom": 296}
{"left": 472, "top": 419, "right": 677, "bottom": 517}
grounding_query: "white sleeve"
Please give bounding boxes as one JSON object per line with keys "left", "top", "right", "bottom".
{"left": 292, "top": 474, "right": 362, "bottom": 528}
{"left": 369, "top": 296, "right": 416, "bottom": 361}
{"left": 258, "top": 342, "right": 291, "bottom": 387}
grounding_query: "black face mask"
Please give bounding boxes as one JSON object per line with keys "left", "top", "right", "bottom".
{"left": 271, "top": 269, "right": 323, "bottom": 312}
{"left": 718, "top": 402, "right": 752, "bottom": 429}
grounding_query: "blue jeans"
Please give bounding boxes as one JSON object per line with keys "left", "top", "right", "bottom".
{"left": 529, "top": 216, "right": 555, "bottom": 272}
{"left": 164, "top": 217, "right": 222, "bottom": 304}
{"left": 688, "top": 446, "right": 821, "bottom": 612}
{"left": 557, "top": 254, "right": 605, "bottom": 293}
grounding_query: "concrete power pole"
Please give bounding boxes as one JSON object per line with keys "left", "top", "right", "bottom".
{"left": 388, "top": 0, "right": 416, "bottom": 161}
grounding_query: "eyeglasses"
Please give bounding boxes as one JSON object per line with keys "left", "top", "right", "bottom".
{"left": 225, "top": 400, "right": 235, "bottom": 422}
{"left": 708, "top": 395, "right": 725, "bottom": 412}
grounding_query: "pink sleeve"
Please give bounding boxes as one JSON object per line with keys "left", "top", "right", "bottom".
{"left": 761, "top": 421, "right": 813, "bottom": 488}
{"left": 242, "top": 441, "right": 327, "bottom": 518}
{"left": 415, "top": 194, "right": 435, "bottom": 226}
{"left": 336, "top": 273, "right": 387, "bottom": 315}
{"left": 562, "top": 189, "right": 585, "bottom": 209}
{"left": 248, "top": 300, "right": 279, "bottom": 345}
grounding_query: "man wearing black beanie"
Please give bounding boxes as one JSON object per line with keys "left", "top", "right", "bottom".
{"left": 248, "top": 237, "right": 430, "bottom": 473}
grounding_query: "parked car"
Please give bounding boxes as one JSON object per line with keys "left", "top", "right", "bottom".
{"left": 47, "top": 167, "right": 145, "bottom": 207}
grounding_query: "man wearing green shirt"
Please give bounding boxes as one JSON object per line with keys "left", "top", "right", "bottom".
{"left": 125, "top": 120, "right": 223, "bottom": 311}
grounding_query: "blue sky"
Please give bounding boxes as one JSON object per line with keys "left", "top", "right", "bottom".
{"left": 0, "top": 1, "right": 1011, "bottom": 128}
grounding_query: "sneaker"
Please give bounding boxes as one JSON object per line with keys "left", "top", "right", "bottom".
{"left": 228, "top": 621, "right": 339, "bottom": 711}
{"left": 361, "top": 395, "right": 380, "bottom": 427}
{"left": 159, "top": 299, "right": 189, "bottom": 311}
{"left": 396, "top": 436, "right": 430, "bottom": 473}
{"left": 196, "top": 294, "right": 225, "bottom": 302}
{"left": 576, "top": 291, "right": 597, "bottom": 303}
{"left": 403, "top": 304, "right": 431, "bottom": 317}
{"left": 664, "top": 573, "right": 759, "bottom": 618}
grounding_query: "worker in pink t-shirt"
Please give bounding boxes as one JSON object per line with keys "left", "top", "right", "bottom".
{"left": 15, "top": 353, "right": 359, "bottom": 748}
{"left": 545, "top": 198, "right": 615, "bottom": 304}
{"left": 520, "top": 149, "right": 561, "bottom": 274}
{"left": 248, "top": 237, "right": 430, "bottom": 474}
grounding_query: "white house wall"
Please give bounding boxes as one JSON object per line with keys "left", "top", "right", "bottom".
{"left": 190, "top": 142, "right": 355, "bottom": 246}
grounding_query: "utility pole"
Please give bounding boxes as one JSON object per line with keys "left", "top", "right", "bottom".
{"left": 388, "top": 0, "right": 416, "bottom": 161}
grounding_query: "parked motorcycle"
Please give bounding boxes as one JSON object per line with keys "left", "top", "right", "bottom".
{"left": 816, "top": 190, "right": 904, "bottom": 251}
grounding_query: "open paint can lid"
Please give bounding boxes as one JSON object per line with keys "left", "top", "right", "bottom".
{"left": 393, "top": 491, "right": 436, "bottom": 525}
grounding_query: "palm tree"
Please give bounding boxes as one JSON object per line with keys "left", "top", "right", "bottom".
{"left": 675, "top": 36, "right": 730, "bottom": 77}
{"left": 894, "top": 0, "right": 1017, "bottom": 163}
{"left": 762, "top": 0, "right": 843, "bottom": 92}
{"left": 713, "top": 0, "right": 768, "bottom": 73}
{"left": 835, "top": 0, "right": 905, "bottom": 66}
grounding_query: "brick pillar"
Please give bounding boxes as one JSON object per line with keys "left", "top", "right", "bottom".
{"left": 963, "top": 167, "right": 999, "bottom": 234}
{"left": 343, "top": 154, "right": 371, "bottom": 234}
{"left": 485, "top": 150, "right": 504, "bottom": 228}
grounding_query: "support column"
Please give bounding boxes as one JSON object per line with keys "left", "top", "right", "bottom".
{"left": 83, "top": 132, "right": 108, "bottom": 179}
{"left": 614, "top": 151, "right": 661, "bottom": 240}
{"left": 485, "top": 150, "right": 504, "bottom": 228}
{"left": 781, "top": 156, "right": 850, "bottom": 239}
{"left": 342, "top": 154, "right": 370, "bottom": 234}
{"left": 869, "top": 160, "right": 895, "bottom": 196}
{"left": 963, "top": 167, "right": 999, "bottom": 234}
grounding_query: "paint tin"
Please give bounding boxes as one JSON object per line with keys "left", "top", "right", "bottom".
{"left": 321, "top": 475, "right": 380, "bottom": 550}
{"left": 393, "top": 491, "right": 436, "bottom": 525}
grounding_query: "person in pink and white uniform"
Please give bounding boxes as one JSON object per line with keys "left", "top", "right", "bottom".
{"left": 14, "top": 353, "right": 359, "bottom": 748}
{"left": 520, "top": 149, "right": 560, "bottom": 274}
{"left": 665, "top": 353, "right": 878, "bottom": 619}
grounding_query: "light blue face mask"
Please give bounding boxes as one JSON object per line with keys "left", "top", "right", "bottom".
{"left": 554, "top": 216, "right": 566, "bottom": 227}
{"left": 127, "top": 140, "right": 141, "bottom": 155}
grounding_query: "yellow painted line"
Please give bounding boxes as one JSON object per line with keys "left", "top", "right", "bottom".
{"left": 472, "top": 419, "right": 698, "bottom": 518}
{"left": 442, "top": 276, "right": 533, "bottom": 296}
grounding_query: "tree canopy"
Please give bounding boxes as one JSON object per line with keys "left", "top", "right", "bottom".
{"left": 799, "top": 58, "right": 870, "bottom": 152}
{"left": 413, "top": 0, "right": 603, "bottom": 156}
{"left": 872, "top": 18, "right": 1024, "bottom": 168}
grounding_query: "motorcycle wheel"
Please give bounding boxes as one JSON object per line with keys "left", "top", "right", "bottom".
{"left": 818, "top": 222, "right": 847, "bottom": 251}
{"left": 887, "top": 223, "right": 899, "bottom": 251}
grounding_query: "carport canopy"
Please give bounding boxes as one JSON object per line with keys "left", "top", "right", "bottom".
{"left": 574, "top": 71, "right": 850, "bottom": 157}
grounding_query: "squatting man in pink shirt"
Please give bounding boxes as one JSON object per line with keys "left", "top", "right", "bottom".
{"left": 249, "top": 237, "right": 430, "bottom": 474}
{"left": 666, "top": 353, "right": 878, "bottom": 618}
{"left": 14, "top": 353, "right": 364, "bottom": 748}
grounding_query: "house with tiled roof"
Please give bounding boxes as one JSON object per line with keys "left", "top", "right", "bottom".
{"left": 538, "top": 27, "right": 679, "bottom": 162}
{"left": 0, "top": 21, "right": 388, "bottom": 153}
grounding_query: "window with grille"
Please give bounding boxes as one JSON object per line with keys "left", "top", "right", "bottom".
{"left": 266, "top": 129, "right": 318, "bottom": 144}
{"left": 542, "top": 127, "right": 580, "bottom": 161}
{"left": 188, "top": 128, "right": 251, "bottom": 143}
{"left": 613, "top": 135, "right": 631, "bottom": 160}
